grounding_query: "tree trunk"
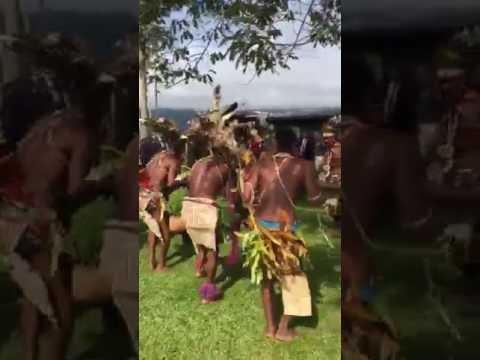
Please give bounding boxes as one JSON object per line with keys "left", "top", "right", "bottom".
{"left": 139, "top": 41, "right": 150, "bottom": 140}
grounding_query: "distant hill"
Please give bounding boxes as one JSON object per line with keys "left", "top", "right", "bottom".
{"left": 28, "top": 10, "right": 137, "bottom": 59}
{"left": 151, "top": 108, "right": 197, "bottom": 129}
{"left": 151, "top": 107, "right": 340, "bottom": 129}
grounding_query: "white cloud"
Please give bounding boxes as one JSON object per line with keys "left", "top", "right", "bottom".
{"left": 150, "top": 45, "right": 340, "bottom": 110}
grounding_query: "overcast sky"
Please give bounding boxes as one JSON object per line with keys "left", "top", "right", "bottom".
{"left": 150, "top": 45, "right": 340, "bottom": 110}
{"left": 150, "top": 8, "right": 341, "bottom": 111}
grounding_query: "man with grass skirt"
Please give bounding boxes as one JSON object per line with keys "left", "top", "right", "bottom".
{"left": 0, "top": 31, "right": 121, "bottom": 357}
{"left": 181, "top": 144, "right": 238, "bottom": 304}
{"left": 239, "top": 128, "right": 323, "bottom": 341}
{"left": 0, "top": 91, "right": 112, "bottom": 359}
{"left": 139, "top": 136, "right": 186, "bottom": 272}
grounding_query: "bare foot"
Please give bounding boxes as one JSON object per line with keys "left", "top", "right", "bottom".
{"left": 264, "top": 328, "right": 276, "bottom": 339}
{"left": 195, "top": 270, "right": 207, "bottom": 278}
{"left": 275, "top": 329, "right": 299, "bottom": 342}
{"left": 154, "top": 265, "right": 168, "bottom": 273}
{"left": 150, "top": 261, "right": 157, "bottom": 271}
{"left": 201, "top": 298, "right": 220, "bottom": 305}
{"left": 200, "top": 292, "right": 223, "bottom": 304}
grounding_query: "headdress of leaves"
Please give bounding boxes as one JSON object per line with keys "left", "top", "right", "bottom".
{"left": 143, "top": 118, "right": 183, "bottom": 148}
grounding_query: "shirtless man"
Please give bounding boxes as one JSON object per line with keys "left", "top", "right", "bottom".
{"left": 140, "top": 139, "right": 184, "bottom": 272}
{"left": 0, "top": 73, "right": 113, "bottom": 360}
{"left": 181, "top": 146, "right": 237, "bottom": 303}
{"left": 340, "top": 53, "right": 448, "bottom": 310}
{"left": 241, "top": 128, "right": 323, "bottom": 341}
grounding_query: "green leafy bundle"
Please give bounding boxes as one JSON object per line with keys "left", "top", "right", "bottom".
{"left": 167, "top": 187, "right": 188, "bottom": 216}
{"left": 237, "top": 214, "right": 308, "bottom": 285}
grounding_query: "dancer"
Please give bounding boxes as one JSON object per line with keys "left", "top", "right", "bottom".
{"left": 181, "top": 145, "right": 237, "bottom": 303}
{"left": 241, "top": 127, "right": 323, "bottom": 341}
{"left": 0, "top": 82, "right": 111, "bottom": 360}
{"left": 139, "top": 138, "right": 185, "bottom": 272}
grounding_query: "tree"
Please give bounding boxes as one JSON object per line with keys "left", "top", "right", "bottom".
{"left": 142, "top": 0, "right": 339, "bottom": 86}
{"left": 139, "top": 0, "right": 340, "bottom": 136}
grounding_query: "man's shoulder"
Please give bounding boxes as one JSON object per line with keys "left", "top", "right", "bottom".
{"left": 294, "top": 157, "right": 315, "bottom": 170}
{"left": 191, "top": 157, "right": 206, "bottom": 170}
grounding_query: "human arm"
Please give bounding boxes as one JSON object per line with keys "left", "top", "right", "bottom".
{"left": 167, "top": 159, "right": 181, "bottom": 187}
{"left": 305, "top": 160, "right": 324, "bottom": 206}
{"left": 241, "top": 163, "right": 259, "bottom": 206}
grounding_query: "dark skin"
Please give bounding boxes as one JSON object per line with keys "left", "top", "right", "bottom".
{"left": 342, "top": 85, "right": 480, "bottom": 303}
{"left": 13, "top": 110, "right": 99, "bottom": 360}
{"left": 241, "top": 143, "right": 322, "bottom": 342}
{"left": 341, "top": 122, "right": 436, "bottom": 305}
{"left": 145, "top": 149, "right": 183, "bottom": 272}
{"left": 187, "top": 155, "right": 234, "bottom": 293}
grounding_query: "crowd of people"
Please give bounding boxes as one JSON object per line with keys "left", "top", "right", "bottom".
{"left": 0, "top": 30, "right": 340, "bottom": 358}
{"left": 0, "top": 33, "right": 138, "bottom": 360}
{"left": 341, "top": 29, "right": 480, "bottom": 359}
{"left": 138, "top": 107, "right": 333, "bottom": 341}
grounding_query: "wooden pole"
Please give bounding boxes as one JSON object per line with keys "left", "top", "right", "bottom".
{"left": 139, "top": 40, "right": 150, "bottom": 139}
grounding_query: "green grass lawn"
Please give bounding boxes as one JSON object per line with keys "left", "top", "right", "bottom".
{"left": 139, "top": 208, "right": 341, "bottom": 360}
{"left": 0, "top": 200, "right": 134, "bottom": 360}
{"left": 371, "top": 228, "right": 480, "bottom": 360}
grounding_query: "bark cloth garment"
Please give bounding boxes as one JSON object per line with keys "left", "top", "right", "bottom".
{"left": 138, "top": 168, "right": 165, "bottom": 241}
{"left": 181, "top": 197, "right": 218, "bottom": 252}
{"left": 0, "top": 155, "right": 64, "bottom": 327}
{"left": 99, "top": 219, "right": 139, "bottom": 351}
{"left": 258, "top": 219, "right": 312, "bottom": 317}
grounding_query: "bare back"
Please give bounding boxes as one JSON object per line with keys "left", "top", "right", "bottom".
{"left": 16, "top": 110, "right": 97, "bottom": 208}
{"left": 343, "top": 124, "right": 428, "bottom": 230}
{"left": 249, "top": 154, "right": 320, "bottom": 224}
{"left": 188, "top": 157, "right": 229, "bottom": 200}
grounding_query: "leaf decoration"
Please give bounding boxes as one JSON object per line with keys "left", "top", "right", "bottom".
{"left": 237, "top": 213, "right": 309, "bottom": 285}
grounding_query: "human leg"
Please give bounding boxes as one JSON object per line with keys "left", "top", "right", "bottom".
{"left": 156, "top": 213, "right": 170, "bottom": 272}
{"left": 261, "top": 278, "right": 276, "bottom": 338}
